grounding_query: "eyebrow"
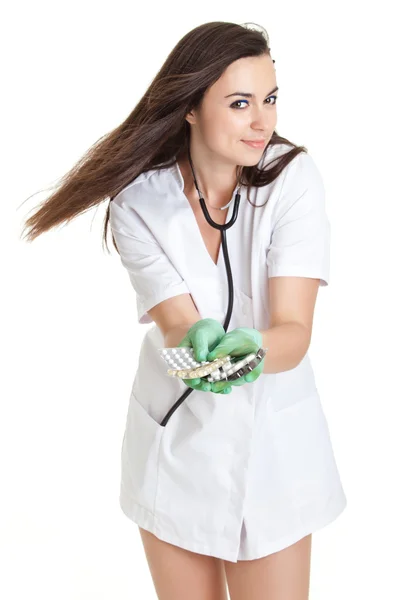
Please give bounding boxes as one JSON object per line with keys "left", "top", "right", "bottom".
{"left": 224, "top": 85, "right": 279, "bottom": 99}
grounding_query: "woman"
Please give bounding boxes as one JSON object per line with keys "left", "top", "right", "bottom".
{"left": 21, "top": 21, "right": 347, "bottom": 600}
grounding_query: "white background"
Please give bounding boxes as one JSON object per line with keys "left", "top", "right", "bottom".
{"left": 5, "top": 0, "right": 400, "bottom": 598}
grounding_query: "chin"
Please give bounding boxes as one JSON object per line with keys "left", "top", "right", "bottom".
{"left": 238, "top": 156, "right": 264, "bottom": 167}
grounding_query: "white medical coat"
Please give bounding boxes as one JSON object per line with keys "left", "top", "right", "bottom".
{"left": 109, "top": 143, "right": 347, "bottom": 562}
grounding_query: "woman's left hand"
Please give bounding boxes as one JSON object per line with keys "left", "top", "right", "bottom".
{"left": 205, "top": 327, "right": 265, "bottom": 394}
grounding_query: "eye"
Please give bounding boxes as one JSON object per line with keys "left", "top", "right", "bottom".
{"left": 230, "top": 95, "right": 278, "bottom": 109}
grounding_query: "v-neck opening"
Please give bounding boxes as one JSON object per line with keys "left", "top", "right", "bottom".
{"left": 171, "top": 160, "right": 237, "bottom": 272}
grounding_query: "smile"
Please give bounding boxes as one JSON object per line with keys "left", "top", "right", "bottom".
{"left": 241, "top": 140, "right": 266, "bottom": 149}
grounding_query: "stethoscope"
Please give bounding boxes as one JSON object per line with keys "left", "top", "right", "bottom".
{"left": 159, "top": 149, "right": 241, "bottom": 427}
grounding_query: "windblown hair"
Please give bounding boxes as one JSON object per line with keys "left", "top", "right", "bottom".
{"left": 19, "top": 21, "right": 307, "bottom": 254}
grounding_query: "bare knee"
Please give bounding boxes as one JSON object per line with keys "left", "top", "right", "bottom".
{"left": 138, "top": 527, "right": 229, "bottom": 600}
{"left": 224, "top": 534, "right": 312, "bottom": 600}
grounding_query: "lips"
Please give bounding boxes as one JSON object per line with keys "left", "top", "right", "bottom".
{"left": 242, "top": 139, "right": 266, "bottom": 149}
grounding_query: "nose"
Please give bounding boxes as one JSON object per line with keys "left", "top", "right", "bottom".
{"left": 250, "top": 105, "right": 272, "bottom": 132}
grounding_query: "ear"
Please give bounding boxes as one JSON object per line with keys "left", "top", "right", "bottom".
{"left": 185, "top": 111, "right": 196, "bottom": 126}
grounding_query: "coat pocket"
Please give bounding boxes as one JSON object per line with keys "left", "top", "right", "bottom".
{"left": 120, "top": 392, "right": 165, "bottom": 513}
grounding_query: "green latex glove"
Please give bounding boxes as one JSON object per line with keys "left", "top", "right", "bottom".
{"left": 206, "top": 327, "right": 265, "bottom": 393}
{"left": 177, "top": 318, "right": 228, "bottom": 393}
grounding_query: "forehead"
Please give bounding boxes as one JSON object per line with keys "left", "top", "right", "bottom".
{"left": 210, "top": 55, "right": 276, "bottom": 95}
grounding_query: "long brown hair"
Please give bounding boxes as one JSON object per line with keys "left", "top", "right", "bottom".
{"left": 19, "top": 21, "right": 307, "bottom": 254}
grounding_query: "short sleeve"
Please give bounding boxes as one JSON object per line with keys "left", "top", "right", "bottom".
{"left": 266, "top": 152, "right": 331, "bottom": 287}
{"left": 109, "top": 194, "right": 190, "bottom": 324}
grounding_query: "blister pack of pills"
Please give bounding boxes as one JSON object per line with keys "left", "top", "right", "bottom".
{"left": 158, "top": 346, "right": 265, "bottom": 382}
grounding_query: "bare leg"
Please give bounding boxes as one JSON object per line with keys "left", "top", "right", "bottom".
{"left": 139, "top": 527, "right": 229, "bottom": 600}
{"left": 223, "top": 534, "right": 312, "bottom": 600}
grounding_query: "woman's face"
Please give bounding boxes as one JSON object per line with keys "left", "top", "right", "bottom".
{"left": 187, "top": 54, "right": 278, "bottom": 167}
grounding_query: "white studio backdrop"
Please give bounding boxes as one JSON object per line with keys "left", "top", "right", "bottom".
{"left": 4, "top": 1, "right": 399, "bottom": 598}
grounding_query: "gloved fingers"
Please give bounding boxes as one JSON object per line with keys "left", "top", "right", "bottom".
{"left": 177, "top": 318, "right": 225, "bottom": 358}
{"left": 207, "top": 330, "right": 257, "bottom": 361}
{"left": 206, "top": 330, "right": 238, "bottom": 360}
{"left": 244, "top": 372, "right": 258, "bottom": 383}
{"left": 220, "top": 386, "right": 232, "bottom": 394}
{"left": 210, "top": 381, "right": 232, "bottom": 394}
{"left": 183, "top": 377, "right": 201, "bottom": 386}
{"left": 244, "top": 360, "right": 264, "bottom": 383}
{"left": 207, "top": 327, "right": 262, "bottom": 360}
{"left": 192, "top": 329, "right": 209, "bottom": 362}
{"left": 183, "top": 378, "right": 211, "bottom": 392}
{"left": 182, "top": 375, "right": 232, "bottom": 394}
{"left": 206, "top": 342, "right": 230, "bottom": 361}
{"left": 230, "top": 375, "right": 248, "bottom": 387}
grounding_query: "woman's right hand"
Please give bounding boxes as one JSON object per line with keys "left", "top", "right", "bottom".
{"left": 177, "top": 318, "right": 232, "bottom": 393}
{"left": 177, "top": 318, "right": 226, "bottom": 361}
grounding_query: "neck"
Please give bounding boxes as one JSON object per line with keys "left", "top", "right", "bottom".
{"left": 179, "top": 148, "right": 240, "bottom": 208}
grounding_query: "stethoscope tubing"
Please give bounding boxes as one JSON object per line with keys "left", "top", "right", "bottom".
{"left": 159, "top": 194, "right": 240, "bottom": 427}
